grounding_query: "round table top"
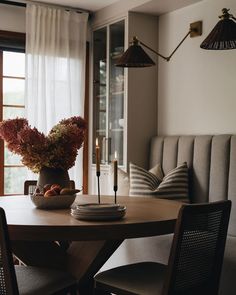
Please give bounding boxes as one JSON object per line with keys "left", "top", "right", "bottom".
{"left": 0, "top": 195, "right": 182, "bottom": 241}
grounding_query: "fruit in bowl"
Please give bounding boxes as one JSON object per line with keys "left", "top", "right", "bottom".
{"left": 50, "top": 184, "right": 62, "bottom": 194}
{"left": 34, "top": 183, "right": 80, "bottom": 197}
{"left": 31, "top": 183, "right": 81, "bottom": 209}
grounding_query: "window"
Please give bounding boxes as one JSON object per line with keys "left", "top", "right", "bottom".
{"left": 0, "top": 32, "right": 89, "bottom": 195}
{"left": 0, "top": 51, "right": 27, "bottom": 195}
{"left": 0, "top": 31, "right": 26, "bottom": 195}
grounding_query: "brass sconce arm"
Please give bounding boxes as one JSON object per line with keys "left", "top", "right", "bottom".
{"left": 116, "top": 21, "right": 202, "bottom": 67}
{"left": 138, "top": 29, "right": 192, "bottom": 62}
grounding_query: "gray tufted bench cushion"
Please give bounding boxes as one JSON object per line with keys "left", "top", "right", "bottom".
{"left": 102, "top": 135, "right": 236, "bottom": 294}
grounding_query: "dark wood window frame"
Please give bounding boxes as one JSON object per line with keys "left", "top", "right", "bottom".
{"left": 0, "top": 50, "right": 3, "bottom": 195}
{"left": 0, "top": 30, "right": 25, "bottom": 195}
{"left": 0, "top": 30, "right": 89, "bottom": 195}
{"left": 0, "top": 30, "right": 25, "bottom": 53}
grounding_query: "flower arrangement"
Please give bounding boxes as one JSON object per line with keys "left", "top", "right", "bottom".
{"left": 0, "top": 116, "right": 86, "bottom": 173}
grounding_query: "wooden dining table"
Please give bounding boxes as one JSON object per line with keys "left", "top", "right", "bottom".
{"left": 0, "top": 194, "right": 182, "bottom": 295}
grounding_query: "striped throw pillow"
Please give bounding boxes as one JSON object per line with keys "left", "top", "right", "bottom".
{"left": 129, "top": 162, "right": 188, "bottom": 200}
{"left": 129, "top": 163, "right": 163, "bottom": 196}
{"left": 157, "top": 162, "right": 188, "bottom": 200}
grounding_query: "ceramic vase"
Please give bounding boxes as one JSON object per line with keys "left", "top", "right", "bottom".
{"left": 37, "top": 166, "right": 70, "bottom": 189}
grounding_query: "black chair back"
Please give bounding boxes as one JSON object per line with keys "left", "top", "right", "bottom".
{"left": 163, "top": 200, "right": 231, "bottom": 295}
{"left": 0, "top": 207, "right": 19, "bottom": 295}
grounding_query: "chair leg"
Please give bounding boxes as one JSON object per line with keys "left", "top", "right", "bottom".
{"left": 53, "top": 284, "right": 78, "bottom": 295}
{"left": 70, "top": 285, "right": 78, "bottom": 295}
{"left": 93, "top": 288, "right": 111, "bottom": 295}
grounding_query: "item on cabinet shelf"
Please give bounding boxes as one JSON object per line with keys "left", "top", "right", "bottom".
{"left": 101, "top": 137, "right": 106, "bottom": 164}
{"left": 111, "top": 46, "right": 124, "bottom": 59}
{"left": 71, "top": 203, "right": 126, "bottom": 221}
{"left": 118, "top": 118, "right": 124, "bottom": 128}
{"left": 110, "top": 74, "right": 124, "bottom": 92}
{"left": 200, "top": 8, "right": 236, "bottom": 50}
{"left": 116, "top": 21, "right": 202, "bottom": 66}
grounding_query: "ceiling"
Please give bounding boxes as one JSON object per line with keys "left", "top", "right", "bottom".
{"left": 28, "top": 0, "right": 203, "bottom": 14}
{"left": 132, "top": 0, "right": 203, "bottom": 15}
{"left": 30, "top": 0, "right": 120, "bottom": 11}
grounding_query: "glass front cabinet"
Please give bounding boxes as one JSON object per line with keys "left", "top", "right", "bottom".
{"left": 91, "top": 20, "right": 125, "bottom": 194}
{"left": 89, "top": 13, "right": 158, "bottom": 195}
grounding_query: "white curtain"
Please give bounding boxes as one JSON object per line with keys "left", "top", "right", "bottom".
{"left": 25, "top": 3, "right": 88, "bottom": 185}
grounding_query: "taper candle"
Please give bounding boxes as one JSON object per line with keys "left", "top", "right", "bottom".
{"left": 95, "top": 138, "right": 100, "bottom": 173}
{"left": 114, "top": 151, "right": 118, "bottom": 187}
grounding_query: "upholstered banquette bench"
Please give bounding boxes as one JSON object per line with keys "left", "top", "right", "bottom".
{"left": 102, "top": 135, "right": 236, "bottom": 295}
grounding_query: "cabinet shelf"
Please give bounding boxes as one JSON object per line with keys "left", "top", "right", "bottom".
{"left": 110, "top": 53, "right": 123, "bottom": 60}
{"left": 96, "top": 94, "right": 106, "bottom": 98}
{"left": 94, "top": 81, "right": 106, "bottom": 86}
{"left": 110, "top": 91, "right": 124, "bottom": 96}
{"left": 109, "top": 128, "right": 124, "bottom": 132}
{"left": 96, "top": 129, "right": 106, "bottom": 133}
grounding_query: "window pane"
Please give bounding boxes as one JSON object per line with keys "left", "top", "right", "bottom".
{"left": 3, "top": 78, "right": 25, "bottom": 105}
{"left": 4, "top": 167, "right": 27, "bottom": 195}
{"left": 4, "top": 146, "right": 22, "bottom": 165}
{"left": 3, "top": 52, "right": 25, "bottom": 77}
{"left": 3, "top": 106, "right": 25, "bottom": 119}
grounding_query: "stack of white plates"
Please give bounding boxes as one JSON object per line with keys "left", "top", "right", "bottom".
{"left": 71, "top": 203, "right": 126, "bottom": 221}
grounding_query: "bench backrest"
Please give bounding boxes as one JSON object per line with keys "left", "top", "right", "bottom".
{"left": 149, "top": 135, "right": 236, "bottom": 236}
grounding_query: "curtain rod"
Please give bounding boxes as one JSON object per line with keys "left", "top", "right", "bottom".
{"left": 0, "top": 0, "right": 25, "bottom": 7}
{"left": 0, "top": 0, "right": 91, "bottom": 14}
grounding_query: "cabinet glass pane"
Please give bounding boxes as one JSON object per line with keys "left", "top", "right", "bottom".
{"left": 93, "top": 27, "right": 107, "bottom": 164}
{"left": 109, "top": 20, "right": 124, "bottom": 165}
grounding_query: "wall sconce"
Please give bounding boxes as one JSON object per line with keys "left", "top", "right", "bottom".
{"left": 115, "top": 21, "right": 202, "bottom": 67}
{"left": 200, "top": 8, "right": 236, "bottom": 50}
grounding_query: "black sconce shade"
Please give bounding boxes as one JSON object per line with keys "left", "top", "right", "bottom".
{"left": 116, "top": 42, "right": 155, "bottom": 67}
{"left": 200, "top": 8, "right": 236, "bottom": 50}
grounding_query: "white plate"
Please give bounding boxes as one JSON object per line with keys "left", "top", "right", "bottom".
{"left": 71, "top": 205, "right": 126, "bottom": 221}
{"left": 71, "top": 205, "right": 126, "bottom": 215}
{"left": 75, "top": 203, "right": 121, "bottom": 212}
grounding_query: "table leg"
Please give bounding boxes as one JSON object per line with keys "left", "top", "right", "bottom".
{"left": 11, "top": 240, "right": 67, "bottom": 269}
{"left": 12, "top": 239, "right": 123, "bottom": 295}
{"left": 66, "top": 240, "right": 123, "bottom": 295}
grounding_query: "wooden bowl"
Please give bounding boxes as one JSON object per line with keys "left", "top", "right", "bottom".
{"left": 30, "top": 194, "right": 76, "bottom": 209}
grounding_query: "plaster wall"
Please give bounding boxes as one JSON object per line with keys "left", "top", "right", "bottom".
{"left": 0, "top": 4, "right": 25, "bottom": 32}
{"left": 158, "top": 0, "right": 236, "bottom": 135}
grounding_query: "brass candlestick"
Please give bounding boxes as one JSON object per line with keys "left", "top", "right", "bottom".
{"left": 113, "top": 151, "right": 118, "bottom": 204}
{"left": 114, "top": 185, "right": 117, "bottom": 204}
{"left": 97, "top": 171, "right": 101, "bottom": 204}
